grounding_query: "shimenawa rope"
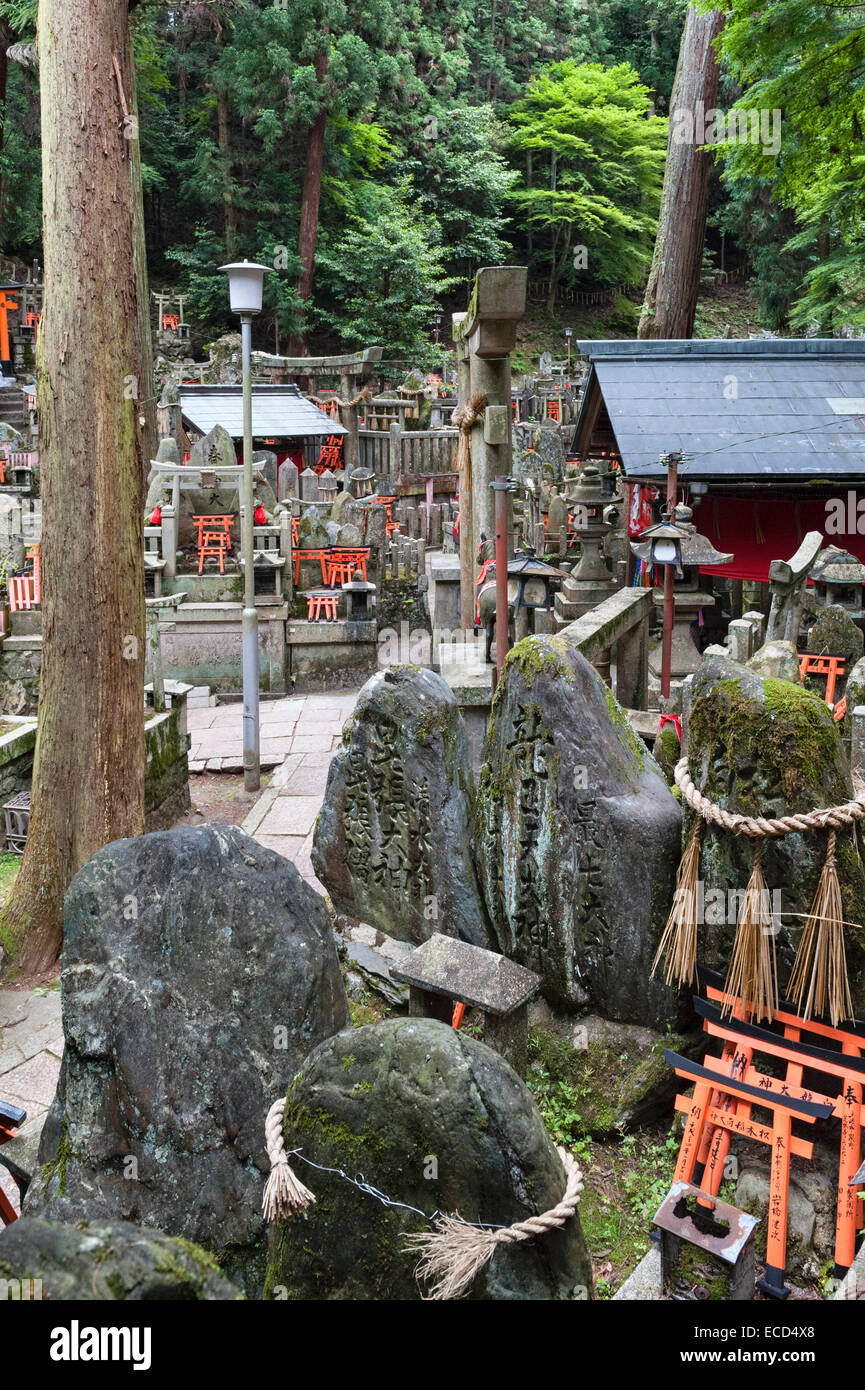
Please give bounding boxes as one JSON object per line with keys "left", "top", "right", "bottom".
{"left": 262, "top": 1098, "right": 584, "bottom": 1298}
{"left": 653, "top": 758, "right": 865, "bottom": 1024}
{"left": 452, "top": 393, "right": 488, "bottom": 485}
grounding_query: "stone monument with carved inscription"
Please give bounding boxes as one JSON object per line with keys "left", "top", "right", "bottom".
{"left": 475, "top": 635, "right": 681, "bottom": 1023}
{"left": 312, "top": 666, "right": 491, "bottom": 946}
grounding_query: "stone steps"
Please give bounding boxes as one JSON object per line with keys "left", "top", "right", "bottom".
{"left": 0, "top": 385, "right": 27, "bottom": 432}
{"left": 187, "top": 685, "right": 217, "bottom": 709}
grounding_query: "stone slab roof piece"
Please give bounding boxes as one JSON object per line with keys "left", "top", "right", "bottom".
{"left": 389, "top": 932, "right": 541, "bottom": 1015}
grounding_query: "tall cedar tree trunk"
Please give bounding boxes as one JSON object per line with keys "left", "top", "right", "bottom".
{"left": 0, "top": 0, "right": 146, "bottom": 971}
{"left": 638, "top": 5, "right": 725, "bottom": 338}
{"left": 130, "top": 69, "right": 156, "bottom": 472}
{"left": 290, "top": 48, "right": 329, "bottom": 355}
{"left": 0, "top": 24, "right": 8, "bottom": 222}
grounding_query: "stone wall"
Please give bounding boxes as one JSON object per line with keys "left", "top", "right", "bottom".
{"left": 0, "top": 635, "right": 42, "bottom": 716}
{"left": 0, "top": 718, "right": 36, "bottom": 848}
{"left": 159, "top": 603, "right": 288, "bottom": 694}
{"left": 144, "top": 686, "right": 192, "bottom": 829}
{"left": 285, "top": 619, "right": 378, "bottom": 692}
{"left": 0, "top": 697, "right": 189, "bottom": 846}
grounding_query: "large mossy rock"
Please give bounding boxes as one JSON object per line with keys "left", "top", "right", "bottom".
{"left": 476, "top": 635, "right": 681, "bottom": 1023}
{"left": 807, "top": 604, "right": 864, "bottom": 665}
{"left": 25, "top": 825, "right": 349, "bottom": 1297}
{"left": 312, "top": 667, "right": 491, "bottom": 946}
{"left": 0, "top": 1217, "right": 241, "bottom": 1300}
{"left": 266, "top": 1018, "right": 593, "bottom": 1300}
{"left": 687, "top": 656, "right": 865, "bottom": 1005}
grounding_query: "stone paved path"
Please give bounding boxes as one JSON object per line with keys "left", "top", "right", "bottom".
{"left": 188, "top": 690, "right": 357, "bottom": 773}
{"left": 187, "top": 690, "right": 361, "bottom": 891}
{"left": 0, "top": 987, "right": 62, "bottom": 1217}
{"left": 237, "top": 691, "right": 360, "bottom": 892}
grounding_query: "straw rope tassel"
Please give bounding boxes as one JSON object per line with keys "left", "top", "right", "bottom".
{"left": 453, "top": 393, "right": 488, "bottom": 484}
{"left": 722, "top": 839, "right": 778, "bottom": 1023}
{"left": 404, "top": 1146, "right": 584, "bottom": 1301}
{"left": 787, "top": 831, "right": 853, "bottom": 1027}
{"left": 652, "top": 822, "right": 702, "bottom": 988}
{"left": 263, "top": 1097, "right": 316, "bottom": 1222}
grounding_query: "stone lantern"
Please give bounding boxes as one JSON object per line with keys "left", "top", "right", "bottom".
{"left": 554, "top": 462, "right": 618, "bottom": 626}
{"left": 507, "top": 550, "right": 561, "bottom": 642}
{"left": 348, "top": 468, "right": 375, "bottom": 501}
{"left": 317, "top": 468, "right": 338, "bottom": 510}
{"left": 631, "top": 502, "right": 733, "bottom": 682}
{"left": 809, "top": 546, "right": 865, "bottom": 623}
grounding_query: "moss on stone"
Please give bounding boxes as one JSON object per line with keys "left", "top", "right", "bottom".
{"left": 39, "top": 1123, "right": 77, "bottom": 1199}
{"left": 689, "top": 673, "right": 844, "bottom": 808}
{"left": 601, "top": 684, "right": 646, "bottom": 772}
{"left": 497, "top": 634, "right": 575, "bottom": 701}
{"left": 287, "top": 1104, "right": 386, "bottom": 1161}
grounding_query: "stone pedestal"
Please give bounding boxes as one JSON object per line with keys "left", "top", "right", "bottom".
{"left": 649, "top": 587, "right": 715, "bottom": 679}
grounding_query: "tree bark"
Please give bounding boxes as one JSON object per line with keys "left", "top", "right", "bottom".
{"left": 129, "top": 64, "right": 156, "bottom": 472}
{"left": 638, "top": 4, "right": 725, "bottom": 339}
{"left": 0, "top": 0, "right": 146, "bottom": 972}
{"left": 0, "top": 23, "right": 9, "bottom": 225}
{"left": 290, "top": 48, "right": 329, "bottom": 355}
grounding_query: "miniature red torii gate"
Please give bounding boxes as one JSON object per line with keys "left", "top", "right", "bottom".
{"left": 693, "top": 965, "right": 865, "bottom": 1283}
{"left": 667, "top": 1046, "right": 834, "bottom": 1298}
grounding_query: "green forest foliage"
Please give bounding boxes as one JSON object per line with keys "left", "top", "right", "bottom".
{"left": 1, "top": 0, "right": 863, "bottom": 348}
{"left": 703, "top": 0, "right": 865, "bottom": 331}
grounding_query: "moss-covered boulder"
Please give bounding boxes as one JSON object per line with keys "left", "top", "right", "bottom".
{"left": 807, "top": 604, "right": 864, "bottom": 665}
{"left": 296, "top": 510, "right": 331, "bottom": 550}
{"left": 312, "top": 666, "right": 491, "bottom": 946}
{"left": 25, "top": 825, "right": 349, "bottom": 1298}
{"left": 686, "top": 656, "right": 865, "bottom": 1005}
{"left": 476, "top": 635, "right": 681, "bottom": 1023}
{"left": 265, "top": 1018, "right": 593, "bottom": 1300}
{"left": 0, "top": 1218, "right": 241, "bottom": 1300}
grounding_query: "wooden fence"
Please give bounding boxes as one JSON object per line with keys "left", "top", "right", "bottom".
{"left": 359, "top": 424, "right": 459, "bottom": 479}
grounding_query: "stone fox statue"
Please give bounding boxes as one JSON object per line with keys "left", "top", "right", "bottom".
{"left": 475, "top": 534, "right": 514, "bottom": 664}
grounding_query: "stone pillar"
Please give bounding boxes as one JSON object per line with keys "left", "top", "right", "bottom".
{"left": 388, "top": 421, "right": 401, "bottom": 481}
{"left": 279, "top": 510, "right": 293, "bottom": 602}
{"left": 161, "top": 504, "right": 177, "bottom": 581}
{"left": 278, "top": 458, "right": 299, "bottom": 502}
{"left": 454, "top": 268, "right": 527, "bottom": 559}
{"left": 852, "top": 707, "right": 865, "bottom": 774}
{"left": 453, "top": 310, "right": 474, "bottom": 631}
{"left": 742, "top": 608, "right": 766, "bottom": 650}
{"left": 727, "top": 618, "right": 753, "bottom": 664}
{"left": 615, "top": 614, "right": 649, "bottom": 711}
{"left": 339, "top": 371, "right": 360, "bottom": 473}
{"left": 300, "top": 467, "right": 320, "bottom": 502}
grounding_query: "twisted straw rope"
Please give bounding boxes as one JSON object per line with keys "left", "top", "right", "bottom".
{"left": 309, "top": 387, "right": 373, "bottom": 410}
{"left": 405, "top": 1145, "right": 584, "bottom": 1300}
{"left": 263, "top": 1092, "right": 584, "bottom": 1298}
{"left": 262, "top": 1097, "right": 316, "bottom": 1222}
{"left": 478, "top": 1145, "right": 584, "bottom": 1244}
{"left": 674, "top": 758, "right": 865, "bottom": 839}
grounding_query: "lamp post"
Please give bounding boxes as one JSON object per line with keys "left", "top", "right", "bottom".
{"left": 434, "top": 312, "right": 442, "bottom": 345}
{"left": 565, "top": 325, "right": 572, "bottom": 370}
{"left": 219, "top": 259, "right": 273, "bottom": 793}
{"left": 631, "top": 451, "right": 686, "bottom": 700}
